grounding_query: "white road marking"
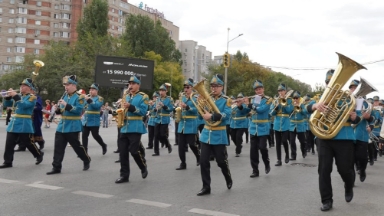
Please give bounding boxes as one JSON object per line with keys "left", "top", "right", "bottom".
{"left": 72, "top": 190, "right": 113, "bottom": 198}
{"left": 0, "top": 178, "right": 20, "bottom": 184}
{"left": 188, "top": 208, "right": 240, "bottom": 216}
{"left": 26, "top": 181, "right": 63, "bottom": 190}
{"left": 127, "top": 199, "right": 172, "bottom": 208}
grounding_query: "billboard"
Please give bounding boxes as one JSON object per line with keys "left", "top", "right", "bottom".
{"left": 95, "top": 55, "right": 154, "bottom": 90}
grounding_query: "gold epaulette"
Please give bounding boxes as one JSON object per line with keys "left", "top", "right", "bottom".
{"left": 29, "top": 94, "right": 36, "bottom": 102}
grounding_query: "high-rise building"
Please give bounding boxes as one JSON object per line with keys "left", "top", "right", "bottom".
{"left": 179, "top": 40, "right": 212, "bottom": 82}
{"left": 0, "top": 0, "right": 179, "bottom": 74}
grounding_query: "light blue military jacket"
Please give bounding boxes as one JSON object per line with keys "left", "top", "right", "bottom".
{"left": 247, "top": 96, "right": 272, "bottom": 136}
{"left": 120, "top": 91, "right": 149, "bottom": 134}
{"left": 57, "top": 92, "right": 86, "bottom": 133}
{"left": 5, "top": 94, "right": 36, "bottom": 133}
{"left": 147, "top": 104, "right": 157, "bottom": 127}
{"left": 289, "top": 103, "right": 308, "bottom": 133}
{"left": 230, "top": 104, "right": 250, "bottom": 129}
{"left": 372, "top": 108, "right": 383, "bottom": 137}
{"left": 354, "top": 107, "right": 374, "bottom": 142}
{"left": 154, "top": 96, "right": 174, "bottom": 124}
{"left": 199, "top": 93, "right": 232, "bottom": 145}
{"left": 82, "top": 95, "right": 103, "bottom": 127}
{"left": 271, "top": 98, "right": 293, "bottom": 132}
{"left": 177, "top": 94, "right": 198, "bottom": 134}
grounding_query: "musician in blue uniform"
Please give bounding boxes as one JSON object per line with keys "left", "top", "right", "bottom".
{"left": 115, "top": 75, "right": 149, "bottom": 183}
{"left": 46, "top": 75, "right": 91, "bottom": 175}
{"left": 230, "top": 93, "right": 249, "bottom": 157}
{"left": 0, "top": 78, "right": 44, "bottom": 169}
{"left": 146, "top": 92, "right": 159, "bottom": 149}
{"left": 270, "top": 83, "right": 293, "bottom": 166}
{"left": 289, "top": 91, "right": 308, "bottom": 160}
{"left": 244, "top": 80, "right": 272, "bottom": 177}
{"left": 82, "top": 83, "right": 108, "bottom": 155}
{"left": 175, "top": 78, "right": 200, "bottom": 170}
{"left": 197, "top": 74, "right": 232, "bottom": 196}
{"left": 152, "top": 83, "right": 173, "bottom": 156}
{"left": 371, "top": 96, "right": 383, "bottom": 162}
{"left": 306, "top": 69, "right": 360, "bottom": 211}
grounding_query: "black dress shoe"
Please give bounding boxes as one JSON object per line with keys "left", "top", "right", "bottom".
{"left": 0, "top": 163, "right": 12, "bottom": 169}
{"left": 345, "top": 186, "right": 353, "bottom": 202}
{"left": 83, "top": 161, "right": 90, "bottom": 171}
{"left": 174, "top": 143, "right": 178, "bottom": 146}
{"left": 196, "top": 162, "right": 200, "bottom": 166}
{"left": 102, "top": 144, "right": 107, "bottom": 155}
{"left": 152, "top": 153, "right": 159, "bottom": 156}
{"left": 285, "top": 157, "right": 290, "bottom": 164}
{"left": 35, "top": 152, "right": 44, "bottom": 165}
{"left": 197, "top": 187, "right": 211, "bottom": 196}
{"left": 115, "top": 177, "right": 129, "bottom": 183}
{"left": 39, "top": 141, "right": 45, "bottom": 150}
{"left": 369, "top": 160, "right": 374, "bottom": 166}
{"left": 168, "top": 145, "right": 172, "bottom": 154}
{"left": 302, "top": 152, "right": 307, "bottom": 158}
{"left": 176, "top": 164, "right": 186, "bottom": 170}
{"left": 265, "top": 164, "right": 271, "bottom": 174}
{"left": 360, "top": 170, "right": 366, "bottom": 182}
{"left": 289, "top": 158, "right": 296, "bottom": 161}
{"left": 146, "top": 147, "right": 153, "bottom": 149}
{"left": 209, "top": 156, "right": 215, "bottom": 161}
{"left": 46, "top": 169, "right": 61, "bottom": 175}
{"left": 14, "top": 148, "right": 26, "bottom": 152}
{"left": 141, "top": 168, "right": 148, "bottom": 179}
{"left": 312, "top": 151, "right": 315, "bottom": 155}
{"left": 113, "top": 149, "right": 120, "bottom": 153}
{"left": 235, "top": 154, "right": 240, "bottom": 157}
{"left": 250, "top": 172, "right": 259, "bottom": 178}
{"left": 226, "top": 178, "right": 233, "bottom": 189}
{"left": 320, "top": 201, "right": 333, "bottom": 211}
{"left": 115, "top": 159, "right": 120, "bottom": 163}
{"left": 275, "top": 161, "right": 282, "bottom": 166}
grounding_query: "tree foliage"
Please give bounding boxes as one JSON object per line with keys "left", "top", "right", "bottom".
{"left": 76, "top": 0, "right": 109, "bottom": 41}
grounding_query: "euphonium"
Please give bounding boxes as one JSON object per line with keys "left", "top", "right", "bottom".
{"left": 309, "top": 52, "right": 366, "bottom": 139}
{"left": 190, "top": 80, "right": 221, "bottom": 127}
{"left": 175, "top": 93, "right": 183, "bottom": 123}
{"left": 116, "top": 90, "right": 128, "bottom": 128}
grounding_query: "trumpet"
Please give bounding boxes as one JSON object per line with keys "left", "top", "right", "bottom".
{"left": 269, "top": 90, "right": 294, "bottom": 115}
{"left": 1, "top": 89, "right": 20, "bottom": 97}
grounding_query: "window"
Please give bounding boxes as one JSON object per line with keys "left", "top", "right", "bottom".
{"left": 62, "top": 13, "right": 71, "bottom": 19}
{"left": 54, "top": 4, "right": 59, "bottom": 9}
{"left": 34, "top": 49, "right": 39, "bottom": 54}
{"left": 7, "top": 38, "right": 13, "bottom": 43}
{"left": 16, "top": 47, "right": 25, "bottom": 53}
{"left": 36, "top": 1, "right": 41, "bottom": 7}
{"left": 54, "top": 14, "right": 61, "bottom": 19}
{"left": 7, "top": 47, "right": 11, "bottom": 52}
{"left": 18, "top": 7, "right": 27, "bottom": 14}
{"left": 35, "top": 29, "right": 40, "bottom": 35}
{"left": 111, "top": 25, "right": 115, "bottom": 30}
{"left": 9, "top": 18, "right": 14, "bottom": 23}
{"left": 118, "top": 10, "right": 123, "bottom": 16}
{"left": 62, "top": 23, "right": 70, "bottom": 28}
{"left": 7, "top": 57, "right": 12, "bottom": 63}
{"left": 15, "top": 56, "right": 23, "bottom": 63}
{"left": 112, "top": 8, "right": 115, "bottom": 13}
{"left": 53, "top": 32, "right": 59, "bottom": 37}
{"left": 8, "top": 28, "right": 13, "bottom": 33}
{"left": 53, "top": 23, "right": 59, "bottom": 28}
{"left": 60, "top": 32, "right": 69, "bottom": 38}
{"left": 0, "top": 8, "right": 2, "bottom": 14}
{"left": 34, "top": 39, "right": 40, "bottom": 44}
{"left": 0, "top": 17, "right": 2, "bottom": 22}
{"left": 117, "top": 26, "right": 123, "bottom": 32}
{"left": 9, "top": 9, "right": 15, "bottom": 14}
{"left": 15, "top": 37, "right": 26, "bottom": 43}
{"left": 35, "top": 20, "right": 41, "bottom": 25}
{"left": 10, "top": 0, "right": 15, "bottom": 4}
{"left": 17, "top": 17, "right": 27, "bottom": 24}
{"left": 15, "top": 27, "right": 26, "bottom": 33}
{"left": 62, "top": 5, "right": 71, "bottom": 10}
{"left": 36, "top": 10, "right": 41, "bottom": 16}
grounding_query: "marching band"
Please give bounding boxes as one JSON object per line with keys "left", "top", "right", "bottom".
{"left": 2, "top": 54, "right": 384, "bottom": 212}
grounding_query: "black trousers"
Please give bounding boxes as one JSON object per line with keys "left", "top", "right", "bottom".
{"left": 367, "top": 142, "right": 375, "bottom": 162}
{"left": 306, "top": 130, "right": 315, "bottom": 152}
{"left": 82, "top": 126, "right": 106, "bottom": 152}
{"left": 154, "top": 123, "right": 170, "bottom": 154}
{"left": 250, "top": 135, "right": 270, "bottom": 172}
{"left": 268, "top": 127, "right": 275, "bottom": 147}
{"left": 200, "top": 142, "right": 231, "bottom": 189}
{"left": 6, "top": 109, "right": 12, "bottom": 125}
{"left": 355, "top": 140, "right": 368, "bottom": 172}
{"left": 275, "top": 130, "right": 289, "bottom": 161}
{"left": 116, "top": 127, "right": 121, "bottom": 150}
{"left": 52, "top": 132, "right": 91, "bottom": 171}
{"left": 245, "top": 128, "right": 249, "bottom": 143}
{"left": 175, "top": 122, "right": 179, "bottom": 145}
{"left": 3, "top": 132, "right": 42, "bottom": 165}
{"left": 178, "top": 133, "right": 200, "bottom": 165}
{"left": 230, "top": 128, "right": 247, "bottom": 154}
{"left": 147, "top": 125, "right": 155, "bottom": 148}
{"left": 289, "top": 129, "right": 307, "bottom": 158}
{"left": 226, "top": 125, "right": 231, "bottom": 145}
{"left": 118, "top": 133, "right": 147, "bottom": 178}
{"left": 318, "top": 139, "right": 354, "bottom": 204}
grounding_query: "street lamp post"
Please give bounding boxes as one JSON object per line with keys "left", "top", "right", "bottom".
{"left": 224, "top": 28, "right": 243, "bottom": 94}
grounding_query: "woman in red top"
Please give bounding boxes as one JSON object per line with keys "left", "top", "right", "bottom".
{"left": 44, "top": 100, "right": 51, "bottom": 128}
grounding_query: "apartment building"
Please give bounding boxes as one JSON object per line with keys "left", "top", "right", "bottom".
{"left": 0, "top": 0, "right": 179, "bottom": 74}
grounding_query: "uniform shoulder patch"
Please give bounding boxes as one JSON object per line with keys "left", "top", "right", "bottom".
{"left": 142, "top": 94, "right": 149, "bottom": 105}
{"left": 79, "top": 94, "right": 85, "bottom": 99}
{"left": 263, "top": 95, "right": 270, "bottom": 99}
{"left": 138, "top": 92, "right": 145, "bottom": 96}
{"left": 226, "top": 98, "right": 232, "bottom": 107}
{"left": 98, "top": 96, "right": 104, "bottom": 102}
{"left": 266, "top": 98, "right": 273, "bottom": 105}
{"left": 29, "top": 95, "right": 36, "bottom": 102}
{"left": 222, "top": 95, "right": 229, "bottom": 99}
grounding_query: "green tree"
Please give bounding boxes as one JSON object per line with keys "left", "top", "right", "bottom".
{"left": 76, "top": 0, "right": 109, "bottom": 41}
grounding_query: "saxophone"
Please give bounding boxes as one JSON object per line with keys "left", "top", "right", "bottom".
{"left": 190, "top": 80, "right": 221, "bottom": 127}
{"left": 175, "top": 93, "right": 183, "bottom": 123}
{"left": 309, "top": 52, "right": 366, "bottom": 139}
{"left": 116, "top": 90, "right": 127, "bottom": 128}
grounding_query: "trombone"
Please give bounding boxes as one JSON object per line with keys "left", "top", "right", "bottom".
{"left": 269, "top": 90, "right": 294, "bottom": 115}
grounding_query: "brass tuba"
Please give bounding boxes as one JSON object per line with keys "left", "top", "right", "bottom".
{"left": 309, "top": 52, "right": 366, "bottom": 139}
{"left": 190, "top": 80, "right": 221, "bottom": 127}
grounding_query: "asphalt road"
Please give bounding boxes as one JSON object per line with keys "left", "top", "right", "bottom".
{"left": 0, "top": 120, "right": 383, "bottom": 216}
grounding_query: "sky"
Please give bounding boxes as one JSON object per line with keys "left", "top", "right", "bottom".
{"left": 132, "top": 0, "right": 384, "bottom": 98}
